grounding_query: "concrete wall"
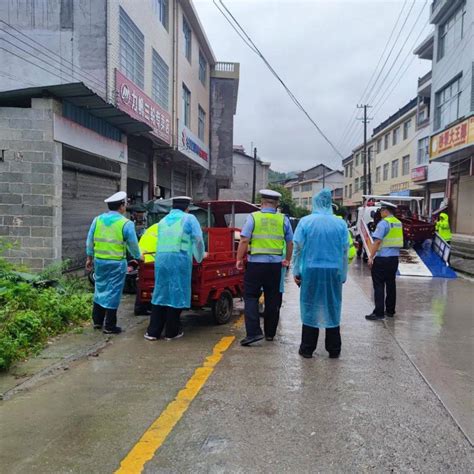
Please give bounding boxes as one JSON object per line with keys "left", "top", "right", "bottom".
{"left": 0, "top": 0, "right": 107, "bottom": 98}
{"left": 0, "top": 98, "right": 62, "bottom": 271}
{"left": 176, "top": 1, "right": 211, "bottom": 146}
{"left": 431, "top": 0, "right": 474, "bottom": 134}
{"left": 219, "top": 153, "right": 269, "bottom": 202}
{"left": 107, "top": 0, "right": 174, "bottom": 107}
{"left": 208, "top": 77, "right": 237, "bottom": 198}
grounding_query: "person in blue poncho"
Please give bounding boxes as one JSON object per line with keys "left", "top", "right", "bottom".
{"left": 144, "top": 196, "right": 205, "bottom": 341}
{"left": 86, "top": 191, "right": 142, "bottom": 334}
{"left": 292, "top": 189, "right": 349, "bottom": 359}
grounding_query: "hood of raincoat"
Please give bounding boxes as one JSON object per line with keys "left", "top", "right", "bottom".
{"left": 312, "top": 188, "right": 334, "bottom": 215}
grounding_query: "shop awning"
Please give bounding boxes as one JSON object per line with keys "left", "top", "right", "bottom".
{"left": 0, "top": 82, "right": 152, "bottom": 135}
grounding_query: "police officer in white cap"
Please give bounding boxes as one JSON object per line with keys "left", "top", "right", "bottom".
{"left": 236, "top": 189, "right": 294, "bottom": 345}
{"left": 365, "top": 201, "right": 403, "bottom": 321}
{"left": 85, "top": 191, "right": 142, "bottom": 333}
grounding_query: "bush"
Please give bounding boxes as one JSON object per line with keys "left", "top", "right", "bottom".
{"left": 0, "top": 247, "right": 92, "bottom": 371}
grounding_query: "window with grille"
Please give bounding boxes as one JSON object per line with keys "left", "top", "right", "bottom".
{"left": 403, "top": 120, "right": 411, "bottom": 140}
{"left": 392, "top": 127, "right": 400, "bottom": 146}
{"left": 182, "top": 84, "right": 191, "bottom": 127}
{"left": 384, "top": 134, "right": 389, "bottom": 150}
{"left": 438, "top": 2, "right": 466, "bottom": 61}
{"left": 355, "top": 177, "right": 359, "bottom": 191}
{"left": 152, "top": 49, "right": 169, "bottom": 110}
{"left": 119, "top": 8, "right": 144, "bottom": 89}
{"left": 152, "top": 0, "right": 168, "bottom": 30}
{"left": 417, "top": 137, "right": 430, "bottom": 165}
{"left": 383, "top": 163, "right": 389, "bottom": 181}
{"left": 376, "top": 138, "right": 382, "bottom": 153}
{"left": 391, "top": 159, "right": 399, "bottom": 179}
{"left": 183, "top": 16, "right": 192, "bottom": 62}
{"left": 402, "top": 155, "right": 410, "bottom": 176}
{"left": 376, "top": 166, "right": 381, "bottom": 183}
{"left": 435, "top": 77, "right": 462, "bottom": 130}
{"left": 199, "top": 51, "right": 207, "bottom": 85}
{"left": 349, "top": 184, "right": 352, "bottom": 198}
{"left": 198, "top": 105, "right": 206, "bottom": 140}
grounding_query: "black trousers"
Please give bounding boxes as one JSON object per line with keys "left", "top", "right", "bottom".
{"left": 371, "top": 256, "right": 399, "bottom": 317}
{"left": 92, "top": 302, "right": 118, "bottom": 330}
{"left": 244, "top": 262, "right": 282, "bottom": 338}
{"left": 300, "top": 324, "right": 341, "bottom": 356}
{"left": 147, "top": 304, "right": 182, "bottom": 338}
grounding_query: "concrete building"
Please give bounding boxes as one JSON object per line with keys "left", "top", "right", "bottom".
{"left": 0, "top": 0, "right": 239, "bottom": 201}
{"left": 414, "top": 0, "right": 474, "bottom": 236}
{"left": 286, "top": 166, "right": 343, "bottom": 210}
{"left": 0, "top": 0, "right": 239, "bottom": 270}
{"left": 218, "top": 146, "right": 270, "bottom": 202}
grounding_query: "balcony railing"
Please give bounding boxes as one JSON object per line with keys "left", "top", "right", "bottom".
{"left": 418, "top": 70, "right": 432, "bottom": 88}
{"left": 211, "top": 62, "right": 240, "bottom": 79}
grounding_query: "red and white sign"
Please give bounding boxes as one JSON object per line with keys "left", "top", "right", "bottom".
{"left": 411, "top": 165, "right": 427, "bottom": 182}
{"left": 360, "top": 219, "right": 374, "bottom": 258}
{"left": 115, "top": 69, "right": 171, "bottom": 145}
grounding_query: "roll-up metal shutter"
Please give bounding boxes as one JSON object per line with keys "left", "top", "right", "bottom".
{"left": 62, "top": 166, "right": 120, "bottom": 269}
{"left": 127, "top": 148, "right": 150, "bottom": 182}
{"left": 173, "top": 170, "right": 187, "bottom": 196}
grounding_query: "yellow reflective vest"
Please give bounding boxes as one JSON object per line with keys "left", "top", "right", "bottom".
{"left": 93, "top": 215, "right": 128, "bottom": 260}
{"left": 381, "top": 216, "right": 403, "bottom": 248}
{"left": 336, "top": 215, "right": 356, "bottom": 263}
{"left": 250, "top": 211, "right": 285, "bottom": 256}
{"left": 436, "top": 212, "right": 452, "bottom": 242}
{"left": 138, "top": 223, "right": 159, "bottom": 263}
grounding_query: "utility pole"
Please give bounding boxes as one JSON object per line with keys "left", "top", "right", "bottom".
{"left": 357, "top": 104, "right": 372, "bottom": 196}
{"left": 322, "top": 166, "right": 326, "bottom": 188}
{"left": 252, "top": 147, "right": 257, "bottom": 204}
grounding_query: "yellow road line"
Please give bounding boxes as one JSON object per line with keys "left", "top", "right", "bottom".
{"left": 233, "top": 312, "right": 245, "bottom": 329}
{"left": 115, "top": 335, "right": 235, "bottom": 474}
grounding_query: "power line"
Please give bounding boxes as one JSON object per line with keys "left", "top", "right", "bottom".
{"left": 215, "top": 0, "right": 346, "bottom": 168}
{"left": 0, "top": 19, "right": 106, "bottom": 90}
{"left": 336, "top": 0, "right": 410, "bottom": 151}
{"left": 337, "top": 0, "right": 417, "bottom": 152}
{"left": 367, "top": 1, "right": 429, "bottom": 107}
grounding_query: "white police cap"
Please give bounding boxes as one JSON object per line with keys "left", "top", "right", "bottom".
{"left": 259, "top": 189, "right": 281, "bottom": 200}
{"left": 104, "top": 191, "right": 127, "bottom": 203}
{"left": 379, "top": 200, "right": 397, "bottom": 210}
{"left": 172, "top": 195, "right": 192, "bottom": 203}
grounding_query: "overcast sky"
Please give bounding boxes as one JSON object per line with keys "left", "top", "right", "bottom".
{"left": 194, "top": 0, "right": 432, "bottom": 173}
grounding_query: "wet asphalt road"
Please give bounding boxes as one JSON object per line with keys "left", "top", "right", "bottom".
{"left": 0, "top": 269, "right": 473, "bottom": 473}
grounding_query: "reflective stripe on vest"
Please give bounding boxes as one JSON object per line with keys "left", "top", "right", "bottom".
{"left": 139, "top": 223, "right": 159, "bottom": 263}
{"left": 381, "top": 216, "right": 403, "bottom": 248}
{"left": 157, "top": 215, "right": 190, "bottom": 253}
{"left": 93, "top": 215, "right": 128, "bottom": 260}
{"left": 250, "top": 211, "right": 285, "bottom": 255}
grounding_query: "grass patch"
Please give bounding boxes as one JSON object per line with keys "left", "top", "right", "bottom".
{"left": 0, "top": 240, "right": 92, "bottom": 371}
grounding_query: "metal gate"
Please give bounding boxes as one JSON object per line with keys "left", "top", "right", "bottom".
{"left": 62, "top": 167, "right": 120, "bottom": 269}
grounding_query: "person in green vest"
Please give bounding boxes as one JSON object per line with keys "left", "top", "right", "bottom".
{"left": 365, "top": 201, "right": 403, "bottom": 321}
{"left": 236, "top": 189, "right": 294, "bottom": 346}
{"left": 139, "top": 223, "right": 159, "bottom": 263}
{"left": 86, "top": 191, "right": 142, "bottom": 334}
{"left": 334, "top": 215, "right": 356, "bottom": 264}
{"left": 144, "top": 196, "right": 205, "bottom": 341}
{"left": 435, "top": 212, "right": 452, "bottom": 244}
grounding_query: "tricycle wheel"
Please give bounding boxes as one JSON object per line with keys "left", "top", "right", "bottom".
{"left": 212, "top": 290, "right": 233, "bottom": 325}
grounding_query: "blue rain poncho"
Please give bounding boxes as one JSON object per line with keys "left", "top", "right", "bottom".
{"left": 292, "top": 189, "right": 349, "bottom": 328}
{"left": 151, "top": 210, "right": 205, "bottom": 309}
{"left": 86, "top": 212, "right": 141, "bottom": 309}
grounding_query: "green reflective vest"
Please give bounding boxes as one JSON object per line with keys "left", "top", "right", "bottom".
{"left": 157, "top": 216, "right": 190, "bottom": 254}
{"left": 436, "top": 212, "right": 452, "bottom": 242}
{"left": 139, "top": 223, "right": 159, "bottom": 263}
{"left": 93, "top": 215, "right": 128, "bottom": 260}
{"left": 381, "top": 216, "right": 403, "bottom": 248}
{"left": 336, "top": 215, "right": 356, "bottom": 263}
{"left": 250, "top": 211, "right": 285, "bottom": 255}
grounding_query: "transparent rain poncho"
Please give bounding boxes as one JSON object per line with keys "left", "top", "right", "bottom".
{"left": 292, "top": 189, "right": 349, "bottom": 328}
{"left": 151, "top": 210, "right": 205, "bottom": 309}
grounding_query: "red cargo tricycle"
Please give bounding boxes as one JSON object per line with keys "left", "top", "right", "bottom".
{"left": 135, "top": 200, "right": 259, "bottom": 324}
